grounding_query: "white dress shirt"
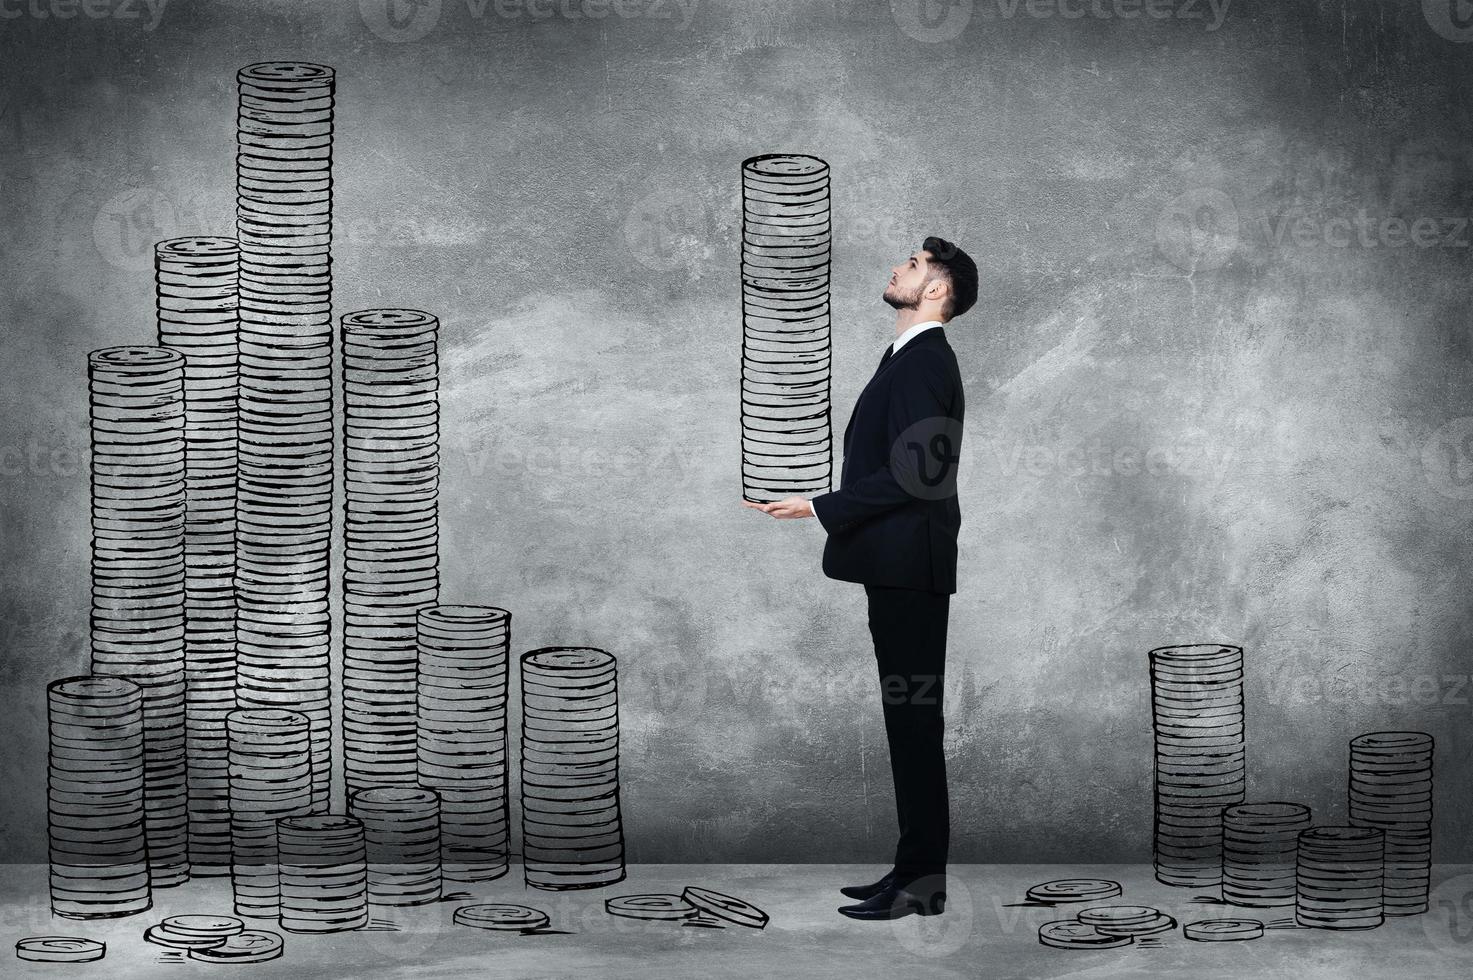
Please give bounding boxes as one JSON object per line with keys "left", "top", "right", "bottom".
{"left": 804, "top": 320, "right": 944, "bottom": 517}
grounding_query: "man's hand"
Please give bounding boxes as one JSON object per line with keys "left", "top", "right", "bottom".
{"left": 742, "top": 496, "right": 814, "bottom": 519}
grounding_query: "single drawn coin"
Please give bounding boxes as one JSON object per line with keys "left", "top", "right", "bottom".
{"left": 604, "top": 894, "right": 698, "bottom": 921}
{"left": 1025, "top": 878, "right": 1123, "bottom": 904}
{"left": 680, "top": 885, "right": 769, "bottom": 929}
{"left": 158, "top": 913, "right": 245, "bottom": 939}
{"left": 1038, "top": 920, "right": 1132, "bottom": 950}
{"left": 1184, "top": 918, "right": 1265, "bottom": 942}
{"left": 452, "top": 903, "right": 550, "bottom": 932}
{"left": 185, "top": 930, "right": 283, "bottom": 963}
{"left": 15, "top": 937, "right": 107, "bottom": 963}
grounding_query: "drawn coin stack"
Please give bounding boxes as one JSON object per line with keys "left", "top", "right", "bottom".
{"left": 1220, "top": 802, "right": 1311, "bottom": 908}
{"left": 1347, "top": 731, "right": 1434, "bottom": 915}
{"left": 233, "top": 61, "right": 337, "bottom": 812}
{"left": 348, "top": 787, "right": 442, "bottom": 906}
{"left": 416, "top": 605, "right": 513, "bottom": 882}
{"left": 520, "top": 647, "right": 626, "bottom": 890}
{"left": 225, "top": 708, "right": 313, "bottom": 918}
{"left": 46, "top": 676, "right": 153, "bottom": 920}
{"left": 739, "top": 153, "right": 832, "bottom": 503}
{"left": 1294, "top": 827, "right": 1385, "bottom": 930}
{"left": 155, "top": 237, "right": 241, "bottom": 875}
{"left": 1147, "top": 643, "right": 1245, "bottom": 888}
{"left": 342, "top": 309, "right": 441, "bottom": 795}
{"left": 276, "top": 815, "right": 370, "bottom": 933}
{"left": 88, "top": 346, "right": 192, "bottom": 889}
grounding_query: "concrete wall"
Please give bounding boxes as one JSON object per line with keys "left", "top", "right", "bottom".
{"left": 2, "top": 0, "right": 1471, "bottom": 864}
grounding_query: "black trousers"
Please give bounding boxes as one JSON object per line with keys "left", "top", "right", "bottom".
{"left": 864, "top": 584, "right": 950, "bottom": 885}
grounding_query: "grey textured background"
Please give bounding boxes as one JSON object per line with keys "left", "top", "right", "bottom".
{"left": 1, "top": 0, "right": 1471, "bottom": 866}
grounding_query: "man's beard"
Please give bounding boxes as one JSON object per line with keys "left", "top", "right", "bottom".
{"left": 882, "top": 281, "right": 924, "bottom": 310}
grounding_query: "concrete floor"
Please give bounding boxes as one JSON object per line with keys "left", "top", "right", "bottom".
{"left": 5, "top": 864, "right": 1472, "bottom": 979}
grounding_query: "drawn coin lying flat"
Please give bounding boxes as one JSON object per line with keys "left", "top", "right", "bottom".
{"left": 144, "top": 925, "right": 227, "bottom": 950}
{"left": 681, "top": 886, "right": 769, "bottom": 929}
{"left": 15, "top": 937, "right": 106, "bottom": 963}
{"left": 1184, "top": 918, "right": 1264, "bottom": 942}
{"left": 158, "top": 914, "right": 245, "bottom": 939}
{"left": 185, "top": 930, "right": 283, "bottom": 963}
{"left": 1038, "top": 920, "right": 1132, "bottom": 950}
{"left": 604, "top": 894, "right": 698, "bottom": 921}
{"left": 1076, "top": 905, "right": 1162, "bottom": 929}
{"left": 1095, "top": 912, "right": 1178, "bottom": 937}
{"left": 452, "top": 904, "right": 551, "bottom": 932}
{"left": 1025, "top": 879, "right": 1124, "bottom": 904}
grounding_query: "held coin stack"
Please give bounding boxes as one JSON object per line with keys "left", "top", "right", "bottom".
{"left": 155, "top": 236, "right": 241, "bottom": 875}
{"left": 233, "top": 61, "right": 337, "bottom": 812}
{"left": 88, "top": 345, "right": 191, "bottom": 888}
{"left": 416, "top": 605, "right": 512, "bottom": 883}
{"left": 520, "top": 647, "right": 625, "bottom": 891}
{"left": 342, "top": 309, "right": 440, "bottom": 796}
{"left": 276, "top": 815, "right": 369, "bottom": 933}
{"left": 348, "top": 787, "right": 442, "bottom": 906}
{"left": 1147, "top": 643, "right": 1246, "bottom": 888}
{"left": 1222, "top": 802, "right": 1312, "bottom": 908}
{"left": 1295, "top": 826, "right": 1385, "bottom": 930}
{"left": 226, "top": 708, "right": 313, "bottom": 918}
{"left": 739, "top": 153, "right": 832, "bottom": 503}
{"left": 1348, "top": 731, "right": 1434, "bottom": 916}
{"left": 47, "top": 676, "right": 152, "bottom": 920}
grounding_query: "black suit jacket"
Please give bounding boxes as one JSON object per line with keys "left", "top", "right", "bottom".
{"left": 811, "top": 327, "right": 964, "bottom": 595}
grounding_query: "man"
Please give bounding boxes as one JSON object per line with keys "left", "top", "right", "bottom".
{"left": 743, "top": 237, "right": 975, "bottom": 921}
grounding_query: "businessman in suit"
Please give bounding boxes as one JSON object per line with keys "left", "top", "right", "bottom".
{"left": 744, "top": 237, "right": 975, "bottom": 920}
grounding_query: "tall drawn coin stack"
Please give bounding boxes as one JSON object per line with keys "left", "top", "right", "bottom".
{"left": 47, "top": 676, "right": 152, "bottom": 919}
{"left": 1348, "top": 731, "right": 1434, "bottom": 915}
{"left": 276, "top": 815, "right": 369, "bottom": 933}
{"left": 342, "top": 309, "right": 440, "bottom": 797}
{"left": 1148, "top": 643, "right": 1246, "bottom": 888}
{"left": 155, "top": 237, "right": 241, "bottom": 874}
{"left": 226, "top": 708, "right": 313, "bottom": 918}
{"left": 1295, "top": 826, "right": 1384, "bottom": 930}
{"left": 739, "top": 153, "right": 832, "bottom": 503}
{"left": 88, "top": 346, "right": 191, "bottom": 888}
{"left": 416, "top": 606, "right": 511, "bottom": 883}
{"left": 233, "top": 61, "right": 336, "bottom": 811}
{"left": 520, "top": 647, "right": 626, "bottom": 891}
{"left": 1221, "top": 802, "right": 1312, "bottom": 908}
{"left": 348, "top": 787, "right": 442, "bottom": 906}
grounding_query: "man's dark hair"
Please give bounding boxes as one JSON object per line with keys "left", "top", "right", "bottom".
{"left": 922, "top": 236, "right": 978, "bottom": 321}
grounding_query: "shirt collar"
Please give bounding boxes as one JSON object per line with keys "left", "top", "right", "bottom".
{"left": 891, "top": 320, "right": 944, "bottom": 354}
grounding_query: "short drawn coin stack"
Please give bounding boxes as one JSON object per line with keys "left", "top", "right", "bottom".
{"left": 276, "top": 815, "right": 369, "bottom": 933}
{"left": 416, "top": 605, "right": 512, "bottom": 882}
{"left": 46, "top": 676, "right": 153, "bottom": 919}
{"left": 226, "top": 708, "right": 313, "bottom": 918}
{"left": 155, "top": 236, "right": 241, "bottom": 875}
{"left": 1148, "top": 643, "right": 1245, "bottom": 888}
{"left": 342, "top": 309, "right": 440, "bottom": 796}
{"left": 348, "top": 787, "right": 443, "bottom": 906}
{"left": 1295, "top": 826, "right": 1385, "bottom": 930}
{"left": 739, "top": 153, "right": 832, "bottom": 503}
{"left": 233, "top": 61, "right": 337, "bottom": 812}
{"left": 520, "top": 647, "right": 625, "bottom": 891}
{"left": 88, "top": 345, "right": 191, "bottom": 889}
{"left": 1348, "top": 731, "right": 1433, "bottom": 915}
{"left": 1221, "top": 802, "right": 1312, "bottom": 908}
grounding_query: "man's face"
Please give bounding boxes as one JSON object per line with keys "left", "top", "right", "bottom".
{"left": 883, "top": 250, "right": 933, "bottom": 310}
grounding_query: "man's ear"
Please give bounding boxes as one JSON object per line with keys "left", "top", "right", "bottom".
{"left": 925, "top": 277, "right": 951, "bottom": 303}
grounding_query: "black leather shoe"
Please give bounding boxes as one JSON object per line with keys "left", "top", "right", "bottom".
{"left": 837, "top": 883, "right": 947, "bottom": 920}
{"left": 839, "top": 870, "right": 897, "bottom": 900}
